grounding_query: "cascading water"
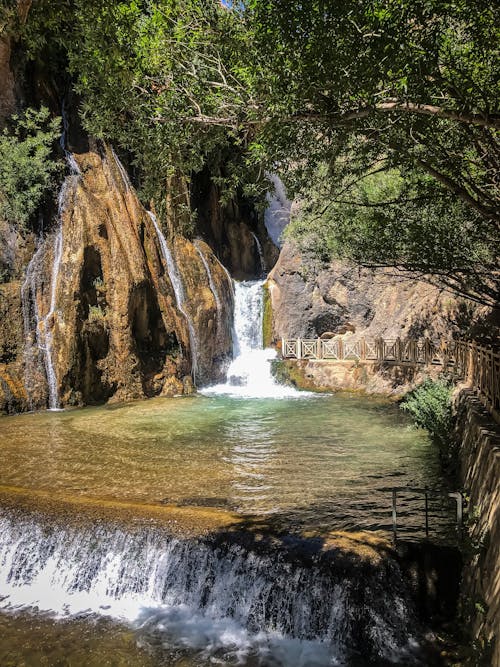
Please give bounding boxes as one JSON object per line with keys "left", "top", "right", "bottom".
{"left": 21, "top": 102, "right": 80, "bottom": 410}
{"left": 147, "top": 211, "right": 199, "bottom": 382}
{"left": 0, "top": 508, "right": 418, "bottom": 666}
{"left": 264, "top": 173, "right": 291, "bottom": 247}
{"left": 202, "top": 280, "right": 300, "bottom": 398}
{"left": 251, "top": 231, "right": 266, "bottom": 275}
{"left": 194, "top": 240, "right": 222, "bottom": 333}
{"left": 111, "top": 147, "right": 131, "bottom": 191}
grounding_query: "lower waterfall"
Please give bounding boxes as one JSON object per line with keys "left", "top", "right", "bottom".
{"left": 202, "top": 280, "right": 299, "bottom": 398}
{"left": 0, "top": 508, "right": 420, "bottom": 666}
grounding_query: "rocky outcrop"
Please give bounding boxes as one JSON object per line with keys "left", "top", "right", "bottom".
{"left": 173, "top": 236, "right": 233, "bottom": 386}
{"left": 192, "top": 167, "right": 279, "bottom": 280}
{"left": 10, "top": 142, "right": 234, "bottom": 411}
{"left": 268, "top": 241, "right": 489, "bottom": 343}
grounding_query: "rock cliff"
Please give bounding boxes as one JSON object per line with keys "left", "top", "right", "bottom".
{"left": 268, "top": 240, "right": 489, "bottom": 343}
{"left": 192, "top": 168, "right": 279, "bottom": 280}
{"left": 1, "top": 143, "right": 236, "bottom": 412}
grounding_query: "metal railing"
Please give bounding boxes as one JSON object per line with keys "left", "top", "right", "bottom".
{"left": 387, "top": 487, "right": 463, "bottom": 543}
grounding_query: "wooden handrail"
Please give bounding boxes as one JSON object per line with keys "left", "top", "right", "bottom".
{"left": 281, "top": 336, "right": 500, "bottom": 420}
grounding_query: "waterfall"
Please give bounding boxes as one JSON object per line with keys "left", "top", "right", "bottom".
{"left": 111, "top": 147, "right": 131, "bottom": 191}
{"left": 0, "top": 508, "right": 417, "bottom": 666}
{"left": 194, "top": 240, "right": 222, "bottom": 334}
{"left": 202, "top": 281, "right": 299, "bottom": 398}
{"left": 264, "top": 174, "right": 291, "bottom": 247}
{"left": 21, "top": 102, "right": 80, "bottom": 410}
{"left": 251, "top": 231, "right": 266, "bottom": 275}
{"left": 21, "top": 242, "right": 46, "bottom": 410}
{"left": 147, "top": 211, "right": 198, "bottom": 382}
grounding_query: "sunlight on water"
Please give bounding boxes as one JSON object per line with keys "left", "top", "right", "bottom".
{"left": 0, "top": 392, "right": 445, "bottom": 534}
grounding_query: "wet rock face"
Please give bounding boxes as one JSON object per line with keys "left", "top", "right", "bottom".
{"left": 0, "top": 282, "right": 27, "bottom": 413}
{"left": 268, "top": 241, "right": 483, "bottom": 342}
{"left": 14, "top": 143, "right": 234, "bottom": 411}
{"left": 21, "top": 145, "right": 190, "bottom": 408}
{"left": 174, "top": 237, "right": 233, "bottom": 386}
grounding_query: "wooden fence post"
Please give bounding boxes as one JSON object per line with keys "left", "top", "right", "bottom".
{"left": 395, "top": 337, "right": 402, "bottom": 362}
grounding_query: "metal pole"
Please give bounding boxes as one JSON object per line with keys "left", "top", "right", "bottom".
{"left": 449, "top": 492, "right": 463, "bottom": 537}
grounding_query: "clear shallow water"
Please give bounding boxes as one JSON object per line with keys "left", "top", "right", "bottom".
{"left": 0, "top": 393, "right": 448, "bottom": 534}
{"left": 0, "top": 392, "right": 451, "bottom": 667}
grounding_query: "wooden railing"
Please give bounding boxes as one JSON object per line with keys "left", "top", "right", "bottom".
{"left": 281, "top": 337, "right": 500, "bottom": 418}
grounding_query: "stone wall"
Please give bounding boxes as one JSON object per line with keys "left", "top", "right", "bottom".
{"left": 455, "top": 390, "right": 500, "bottom": 665}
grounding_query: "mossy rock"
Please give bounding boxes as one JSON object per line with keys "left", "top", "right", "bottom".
{"left": 262, "top": 281, "right": 273, "bottom": 348}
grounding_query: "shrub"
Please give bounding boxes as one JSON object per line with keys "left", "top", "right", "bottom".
{"left": 401, "top": 378, "right": 455, "bottom": 464}
{"left": 88, "top": 305, "right": 106, "bottom": 322}
{"left": 0, "top": 107, "right": 61, "bottom": 231}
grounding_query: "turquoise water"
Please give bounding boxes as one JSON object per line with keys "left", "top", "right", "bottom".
{"left": 0, "top": 393, "right": 449, "bottom": 535}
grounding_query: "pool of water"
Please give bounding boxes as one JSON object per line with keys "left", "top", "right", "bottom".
{"left": 0, "top": 393, "right": 449, "bottom": 535}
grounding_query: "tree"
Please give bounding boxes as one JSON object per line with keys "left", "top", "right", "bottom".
{"left": 0, "top": 107, "right": 61, "bottom": 231}
{"left": 240, "top": 0, "right": 499, "bottom": 305}
{"left": 20, "top": 0, "right": 499, "bottom": 304}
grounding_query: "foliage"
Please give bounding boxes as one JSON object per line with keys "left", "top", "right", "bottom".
{"left": 88, "top": 304, "right": 107, "bottom": 322}
{"left": 241, "top": 0, "right": 499, "bottom": 305}
{"left": 286, "top": 164, "right": 497, "bottom": 305}
{"left": 19, "top": 1, "right": 499, "bottom": 303}
{"left": 22, "top": 0, "right": 265, "bottom": 209}
{"left": 401, "top": 378, "right": 455, "bottom": 462}
{"left": 0, "top": 107, "right": 61, "bottom": 232}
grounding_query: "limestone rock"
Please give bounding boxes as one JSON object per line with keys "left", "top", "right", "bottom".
{"left": 192, "top": 168, "right": 279, "bottom": 280}
{"left": 15, "top": 142, "right": 233, "bottom": 411}
{"left": 268, "top": 240, "right": 487, "bottom": 342}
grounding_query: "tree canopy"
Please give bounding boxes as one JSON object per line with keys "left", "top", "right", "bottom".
{"left": 19, "top": 0, "right": 500, "bottom": 305}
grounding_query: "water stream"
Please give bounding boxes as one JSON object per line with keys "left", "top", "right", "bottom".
{"left": 7, "top": 165, "right": 450, "bottom": 665}
{"left": 147, "top": 211, "right": 199, "bottom": 382}
{"left": 0, "top": 507, "right": 422, "bottom": 666}
{"left": 21, "top": 103, "right": 80, "bottom": 410}
{"left": 202, "top": 280, "right": 298, "bottom": 398}
{"left": 251, "top": 231, "right": 266, "bottom": 275}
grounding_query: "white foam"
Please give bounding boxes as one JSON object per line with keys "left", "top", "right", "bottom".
{"left": 201, "top": 280, "right": 304, "bottom": 399}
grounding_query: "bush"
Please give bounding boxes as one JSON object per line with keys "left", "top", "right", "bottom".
{"left": 0, "top": 107, "right": 61, "bottom": 231}
{"left": 88, "top": 305, "right": 106, "bottom": 322}
{"left": 401, "top": 378, "right": 455, "bottom": 463}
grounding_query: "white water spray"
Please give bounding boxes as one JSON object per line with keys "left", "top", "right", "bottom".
{"left": 147, "top": 211, "right": 198, "bottom": 382}
{"left": 251, "top": 231, "right": 266, "bottom": 275}
{"left": 0, "top": 510, "right": 416, "bottom": 667}
{"left": 111, "top": 147, "right": 131, "bottom": 191}
{"left": 202, "top": 280, "right": 300, "bottom": 398}
{"left": 264, "top": 174, "right": 291, "bottom": 247}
